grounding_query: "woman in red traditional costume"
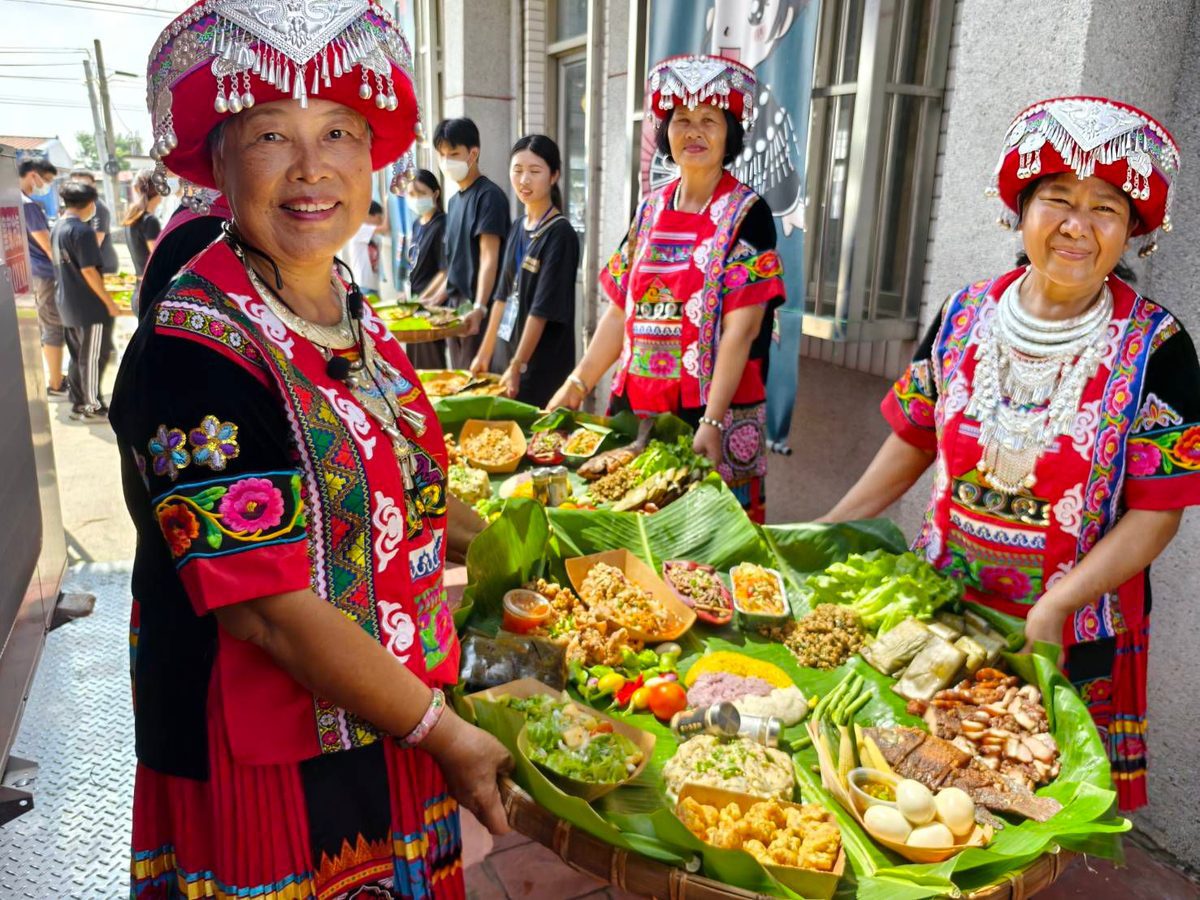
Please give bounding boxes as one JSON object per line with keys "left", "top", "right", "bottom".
{"left": 824, "top": 96, "right": 1198, "bottom": 812}
{"left": 112, "top": 3, "right": 512, "bottom": 897}
{"left": 548, "top": 55, "right": 786, "bottom": 522}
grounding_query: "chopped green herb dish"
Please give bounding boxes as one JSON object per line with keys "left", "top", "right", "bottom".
{"left": 503, "top": 695, "right": 644, "bottom": 784}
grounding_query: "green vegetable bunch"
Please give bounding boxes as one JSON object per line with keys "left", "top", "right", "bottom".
{"left": 626, "top": 437, "right": 713, "bottom": 480}
{"left": 806, "top": 550, "right": 961, "bottom": 633}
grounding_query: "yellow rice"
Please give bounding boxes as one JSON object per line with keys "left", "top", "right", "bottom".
{"left": 682, "top": 651, "right": 793, "bottom": 689}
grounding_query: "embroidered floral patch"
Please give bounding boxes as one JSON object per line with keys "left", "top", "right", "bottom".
{"left": 1128, "top": 425, "right": 1200, "bottom": 476}
{"left": 1133, "top": 392, "right": 1183, "bottom": 433}
{"left": 148, "top": 425, "right": 190, "bottom": 481}
{"left": 188, "top": 415, "right": 240, "bottom": 471}
{"left": 891, "top": 360, "right": 937, "bottom": 431}
{"left": 154, "top": 470, "right": 306, "bottom": 564}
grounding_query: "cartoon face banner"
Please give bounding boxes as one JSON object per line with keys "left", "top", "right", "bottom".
{"left": 642, "top": 0, "right": 820, "bottom": 448}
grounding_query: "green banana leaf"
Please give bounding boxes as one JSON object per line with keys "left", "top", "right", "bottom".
{"left": 433, "top": 395, "right": 543, "bottom": 434}
{"left": 458, "top": 488, "right": 1127, "bottom": 898}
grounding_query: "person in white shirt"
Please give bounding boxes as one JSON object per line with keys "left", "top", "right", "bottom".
{"left": 342, "top": 200, "right": 385, "bottom": 298}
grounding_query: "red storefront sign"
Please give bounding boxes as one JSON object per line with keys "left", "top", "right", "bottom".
{"left": 0, "top": 203, "right": 30, "bottom": 296}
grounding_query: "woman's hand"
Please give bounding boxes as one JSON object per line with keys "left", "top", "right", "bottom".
{"left": 1021, "top": 593, "right": 1069, "bottom": 668}
{"left": 468, "top": 352, "right": 490, "bottom": 378}
{"left": 548, "top": 380, "right": 584, "bottom": 411}
{"left": 692, "top": 422, "right": 723, "bottom": 465}
{"left": 423, "top": 710, "right": 514, "bottom": 834}
{"left": 499, "top": 365, "right": 521, "bottom": 399}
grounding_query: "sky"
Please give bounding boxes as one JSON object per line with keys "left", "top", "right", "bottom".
{"left": 0, "top": 0, "right": 190, "bottom": 160}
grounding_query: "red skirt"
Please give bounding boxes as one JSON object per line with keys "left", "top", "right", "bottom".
{"left": 129, "top": 703, "right": 465, "bottom": 899}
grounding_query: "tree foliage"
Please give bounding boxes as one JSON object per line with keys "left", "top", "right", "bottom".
{"left": 73, "top": 132, "right": 143, "bottom": 170}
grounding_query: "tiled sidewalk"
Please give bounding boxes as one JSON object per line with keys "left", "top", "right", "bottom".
{"left": 459, "top": 810, "right": 1200, "bottom": 900}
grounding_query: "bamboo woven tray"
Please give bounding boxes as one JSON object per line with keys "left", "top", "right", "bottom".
{"left": 497, "top": 777, "right": 1076, "bottom": 900}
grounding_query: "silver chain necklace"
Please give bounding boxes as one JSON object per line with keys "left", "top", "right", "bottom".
{"left": 965, "top": 274, "right": 1112, "bottom": 495}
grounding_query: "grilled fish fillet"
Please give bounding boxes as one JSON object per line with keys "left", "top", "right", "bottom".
{"left": 864, "top": 726, "right": 1062, "bottom": 822}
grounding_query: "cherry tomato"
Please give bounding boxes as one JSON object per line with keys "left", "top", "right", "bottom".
{"left": 648, "top": 682, "right": 688, "bottom": 721}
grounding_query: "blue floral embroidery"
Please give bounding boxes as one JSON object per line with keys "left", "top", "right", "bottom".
{"left": 188, "top": 415, "right": 240, "bottom": 471}
{"left": 148, "top": 425, "right": 190, "bottom": 481}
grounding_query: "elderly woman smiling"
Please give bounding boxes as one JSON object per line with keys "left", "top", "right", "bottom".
{"left": 110, "top": 3, "right": 509, "bottom": 897}
{"left": 823, "top": 96, "right": 1200, "bottom": 812}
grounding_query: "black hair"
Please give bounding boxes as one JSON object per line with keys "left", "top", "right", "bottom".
{"left": 17, "top": 159, "right": 39, "bottom": 177}
{"left": 1014, "top": 178, "right": 1139, "bottom": 283}
{"left": 368, "top": 200, "right": 383, "bottom": 216}
{"left": 60, "top": 180, "right": 98, "bottom": 210}
{"left": 34, "top": 159, "right": 58, "bottom": 178}
{"left": 432, "top": 117, "right": 480, "bottom": 152}
{"left": 410, "top": 168, "right": 443, "bottom": 211}
{"left": 510, "top": 134, "right": 564, "bottom": 212}
{"left": 654, "top": 105, "right": 745, "bottom": 167}
{"left": 69, "top": 168, "right": 96, "bottom": 182}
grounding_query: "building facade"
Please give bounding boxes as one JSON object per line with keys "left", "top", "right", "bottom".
{"left": 418, "top": 0, "right": 1200, "bottom": 868}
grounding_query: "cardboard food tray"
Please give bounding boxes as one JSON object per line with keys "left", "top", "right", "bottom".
{"left": 805, "top": 720, "right": 992, "bottom": 864}
{"left": 465, "top": 677, "right": 656, "bottom": 802}
{"left": 731, "top": 564, "right": 790, "bottom": 627}
{"left": 459, "top": 419, "right": 528, "bottom": 474}
{"left": 565, "top": 548, "right": 697, "bottom": 642}
{"left": 675, "top": 783, "right": 845, "bottom": 900}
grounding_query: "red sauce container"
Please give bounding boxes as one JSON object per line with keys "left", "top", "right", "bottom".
{"left": 501, "top": 589, "right": 552, "bottom": 634}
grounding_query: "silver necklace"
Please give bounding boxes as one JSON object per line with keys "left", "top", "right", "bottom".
{"left": 238, "top": 255, "right": 427, "bottom": 489}
{"left": 965, "top": 274, "right": 1112, "bottom": 495}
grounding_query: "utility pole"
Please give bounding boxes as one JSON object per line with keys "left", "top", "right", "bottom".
{"left": 92, "top": 40, "right": 120, "bottom": 215}
{"left": 81, "top": 59, "right": 108, "bottom": 193}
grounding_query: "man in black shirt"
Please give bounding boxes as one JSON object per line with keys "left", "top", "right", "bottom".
{"left": 427, "top": 118, "right": 510, "bottom": 369}
{"left": 69, "top": 170, "right": 120, "bottom": 275}
{"left": 52, "top": 181, "right": 122, "bottom": 421}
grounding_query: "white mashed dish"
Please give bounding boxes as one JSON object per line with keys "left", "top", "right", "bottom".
{"left": 663, "top": 735, "right": 795, "bottom": 801}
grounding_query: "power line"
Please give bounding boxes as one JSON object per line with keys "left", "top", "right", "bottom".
{"left": 0, "top": 0, "right": 176, "bottom": 18}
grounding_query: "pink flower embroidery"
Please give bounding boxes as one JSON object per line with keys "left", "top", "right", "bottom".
{"left": 648, "top": 350, "right": 678, "bottom": 376}
{"left": 978, "top": 566, "right": 1033, "bottom": 600}
{"left": 218, "top": 477, "right": 285, "bottom": 533}
{"left": 1121, "top": 332, "right": 1146, "bottom": 367}
{"left": 951, "top": 309, "right": 973, "bottom": 338}
{"left": 908, "top": 397, "right": 935, "bottom": 428}
{"left": 1087, "top": 476, "right": 1110, "bottom": 509}
{"left": 1094, "top": 425, "right": 1121, "bottom": 467}
{"left": 724, "top": 265, "right": 750, "bottom": 289}
{"left": 1127, "top": 441, "right": 1162, "bottom": 477}
{"left": 1105, "top": 376, "right": 1133, "bottom": 417}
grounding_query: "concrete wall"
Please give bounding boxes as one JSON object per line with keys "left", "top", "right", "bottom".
{"left": 439, "top": 0, "right": 518, "bottom": 203}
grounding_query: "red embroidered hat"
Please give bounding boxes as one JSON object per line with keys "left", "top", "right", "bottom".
{"left": 647, "top": 54, "right": 756, "bottom": 128}
{"left": 146, "top": 0, "right": 420, "bottom": 193}
{"left": 991, "top": 96, "right": 1181, "bottom": 251}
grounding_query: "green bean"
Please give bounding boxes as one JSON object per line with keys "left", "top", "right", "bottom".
{"left": 840, "top": 691, "right": 872, "bottom": 725}
{"left": 813, "top": 671, "right": 854, "bottom": 721}
{"left": 831, "top": 675, "right": 864, "bottom": 723}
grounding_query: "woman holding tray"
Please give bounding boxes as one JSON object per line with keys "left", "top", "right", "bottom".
{"left": 548, "top": 54, "right": 786, "bottom": 522}
{"left": 823, "top": 96, "right": 1199, "bottom": 811}
{"left": 111, "top": 2, "right": 511, "bottom": 896}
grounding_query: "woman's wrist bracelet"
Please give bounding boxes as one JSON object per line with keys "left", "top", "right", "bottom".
{"left": 399, "top": 687, "right": 446, "bottom": 748}
{"left": 698, "top": 415, "right": 725, "bottom": 431}
{"left": 568, "top": 374, "right": 590, "bottom": 395}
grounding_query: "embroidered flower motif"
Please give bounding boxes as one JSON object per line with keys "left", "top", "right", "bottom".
{"left": 1127, "top": 441, "right": 1162, "bottom": 477}
{"left": 188, "top": 416, "right": 240, "bottom": 471}
{"left": 158, "top": 503, "right": 200, "bottom": 557}
{"left": 724, "top": 264, "right": 750, "bottom": 289}
{"left": 978, "top": 566, "right": 1032, "bottom": 601}
{"left": 148, "top": 425, "right": 190, "bottom": 480}
{"left": 951, "top": 308, "right": 973, "bottom": 338}
{"left": 132, "top": 448, "right": 150, "bottom": 492}
{"left": 648, "top": 350, "right": 677, "bottom": 377}
{"left": 1170, "top": 426, "right": 1200, "bottom": 469}
{"left": 1086, "top": 476, "right": 1110, "bottom": 510}
{"left": 1094, "top": 425, "right": 1121, "bottom": 468}
{"left": 378, "top": 600, "right": 415, "bottom": 662}
{"left": 908, "top": 397, "right": 935, "bottom": 428}
{"left": 1105, "top": 375, "right": 1133, "bottom": 418}
{"left": 217, "top": 477, "right": 285, "bottom": 533}
{"left": 1135, "top": 392, "right": 1183, "bottom": 432}
{"left": 1120, "top": 329, "right": 1146, "bottom": 368}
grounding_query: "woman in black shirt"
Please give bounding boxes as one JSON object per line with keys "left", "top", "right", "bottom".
{"left": 404, "top": 169, "right": 449, "bottom": 370}
{"left": 472, "top": 135, "right": 580, "bottom": 407}
{"left": 123, "top": 169, "right": 163, "bottom": 313}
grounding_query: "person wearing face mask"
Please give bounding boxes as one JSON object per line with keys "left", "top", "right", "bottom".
{"left": 427, "top": 117, "right": 510, "bottom": 370}
{"left": 472, "top": 135, "right": 580, "bottom": 406}
{"left": 18, "top": 158, "right": 67, "bottom": 396}
{"left": 341, "top": 199, "right": 386, "bottom": 300}
{"left": 403, "top": 168, "right": 449, "bottom": 369}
